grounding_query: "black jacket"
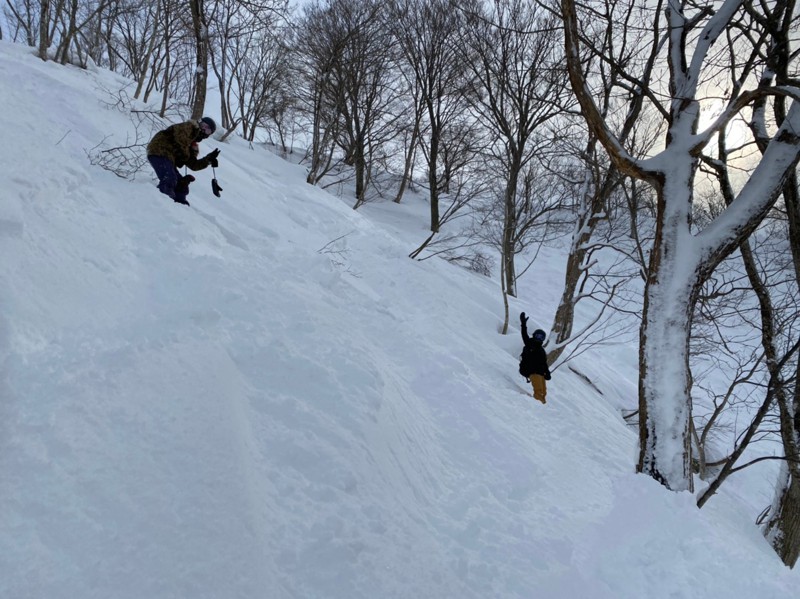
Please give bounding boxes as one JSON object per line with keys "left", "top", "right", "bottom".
{"left": 520, "top": 324, "right": 550, "bottom": 378}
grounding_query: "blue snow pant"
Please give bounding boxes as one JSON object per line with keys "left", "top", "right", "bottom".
{"left": 148, "top": 155, "right": 189, "bottom": 205}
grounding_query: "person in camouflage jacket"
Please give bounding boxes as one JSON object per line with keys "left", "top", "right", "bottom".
{"left": 147, "top": 116, "right": 221, "bottom": 206}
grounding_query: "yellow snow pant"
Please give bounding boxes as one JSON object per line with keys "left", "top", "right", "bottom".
{"left": 530, "top": 374, "right": 547, "bottom": 403}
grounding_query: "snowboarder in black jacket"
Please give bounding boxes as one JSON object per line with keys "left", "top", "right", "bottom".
{"left": 519, "top": 312, "right": 551, "bottom": 404}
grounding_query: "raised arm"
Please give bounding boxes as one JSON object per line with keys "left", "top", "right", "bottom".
{"left": 520, "top": 312, "right": 530, "bottom": 344}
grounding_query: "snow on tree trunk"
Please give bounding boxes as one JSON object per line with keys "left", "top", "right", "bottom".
{"left": 636, "top": 156, "right": 699, "bottom": 491}
{"left": 562, "top": 0, "right": 800, "bottom": 492}
{"left": 638, "top": 285, "right": 695, "bottom": 490}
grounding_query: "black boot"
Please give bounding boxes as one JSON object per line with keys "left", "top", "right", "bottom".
{"left": 175, "top": 174, "right": 195, "bottom": 195}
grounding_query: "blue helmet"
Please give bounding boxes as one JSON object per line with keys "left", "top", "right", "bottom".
{"left": 532, "top": 329, "right": 546, "bottom": 342}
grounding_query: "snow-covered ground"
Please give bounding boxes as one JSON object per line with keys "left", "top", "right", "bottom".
{"left": 0, "top": 41, "right": 797, "bottom": 598}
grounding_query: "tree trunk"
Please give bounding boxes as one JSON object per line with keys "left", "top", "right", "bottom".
{"left": 38, "top": 0, "right": 51, "bottom": 60}
{"left": 189, "top": 0, "right": 208, "bottom": 120}
{"left": 763, "top": 464, "right": 800, "bottom": 568}
{"left": 637, "top": 280, "right": 695, "bottom": 490}
{"left": 135, "top": 4, "right": 163, "bottom": 100}
{"left": 428, "top": 123, "right": 441, "bottom": 233}
{"left": 549, "top": 225, "right": 586, "bottom": 363}
{"left": 353, "top": 143, "right": 366, "bottom": 209}
{"left": 501, "top": 165, "right": 521, "bottom": 298}
{"left": 159, "top": 53, "right": 171, "bottom": 118}
{"left": 307, "top": 85, "right": 326, "bottom": 184}
{"left": 500, "top": 259, "right": 510, "bottom": 335}
{"left": 752, "top": 23, "right": 800, "bottom": 558}
{"left": 637, "top": 174, "right": 696, "bottom": 492}
{"left": 549, "top": 145, "right": 616, "bottom": 365}
{"left": 561, "top": 0, "right": 800, "bottom": 497}
{"left": 394, "top": 118, "right": 420, "bottom": 204}
{"left": 762, "top": 170, "right": 800, "bottom": 567}
{"left": 409, "top": 231, "right": 435, "bottom": 260}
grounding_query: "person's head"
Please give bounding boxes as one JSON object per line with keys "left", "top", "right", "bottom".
{"left": 532, "top": 329, "right": 546, "bottom": 343}
{"left": 198, "top": 116, "right": 217, "bottom": 139}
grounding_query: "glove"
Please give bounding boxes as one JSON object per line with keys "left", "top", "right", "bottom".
{"left": 206, "top": 148, "right": 220, "bottom": 168}
{"left": 520, "top": 312, "right": 528, "bottom": 325}
{"left": 212, "top": 178, "right": 223, "bottom": 198}
{"left": 545, "top": 371, "right": 552, "bottom": 381}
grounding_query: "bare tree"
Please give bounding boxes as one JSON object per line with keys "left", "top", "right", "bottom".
{"left": 59, "top": 0, "right": 124, "bottom": 67}
{"left": 142, "top": 0, "right": 191, "bottom": 117}
{"left": 547, "top": 0, "right": 662, "bottom": 366}
{"left": 3, "top": 0, "right": 38, "bottom": 45}
{"left": 390, "top": 0, "right": 472, "bottom": 234}
{"left": 460, "top": 0, "right": 568, "bottom": 320}
{"left": 131, "top": 1, "right": 164, "bottom": 99}
{"left": 686, "top": 8, "right": 800, "bottom": 568}
{"left": 295, "top": 0, "right": 403, "bottom": 207}
{"left": 409, "top": 112, "right": 489, "bottom": 259}
{"left": 295, "top": 0, "right": 350, "bottom": 186}
{"left": 390, "top": 68, "right": 425, "bottom": 204}
{"left": 687, "top": 184, "right": 794, "bottom": 493}
{"left": 562, "top": 0, "right": 800, "bottom": 491}
{"left": 738, "top": 0, "right": 800, "bottom": 568}
{"left": 38, "top": 0, "right": 54, "bottom": 59}
{"left": 86, "top": 0, "right": 183, "bottom": 109}
{"left": 104, "top": 0, "right": 161, "bottom": 89}
{"left": 325, "top": 0, "right": 399, "bottom": 208}
{"left": 470, "top": 156, "right": 569, "bottom": 324}
{"left": 5, "top": 0, "right": 125, "bottom": 65}
{"left": 544, "top": 131, "right": 649, "bottom": 365}
{"left": 187, "top": 0, "right": 207, "bottom": 118}
{"left": 209, "top": 0, "right": 290, "bottom": 140}
{"left": 40, "top": 0, "right": 119, "bottom": 66}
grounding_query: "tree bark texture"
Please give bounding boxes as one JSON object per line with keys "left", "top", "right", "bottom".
{"left": 189, "top": 0, "right": 207, "bottom": 120}
{"left": 38, "top": 0, "right": 51, "bottom": 60}
{"left": 764, "top": 464, "right": 800, "bottom": 568}
{"left": 427, "top": 124, "right": 441, "bottom": 233}
{"left": 501, "top": 167, "right": 520, "bottom": 298}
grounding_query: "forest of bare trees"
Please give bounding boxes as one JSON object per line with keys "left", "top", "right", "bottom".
{"left": 3, "top": 0, "right": 799, "bottom": 568}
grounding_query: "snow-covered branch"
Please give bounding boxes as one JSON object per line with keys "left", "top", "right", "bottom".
{"left": 685, "top": 0, "right": 744, "bottom": 96}
{"left": 696, "top": 99, "right": 800, "bottom": 269}
{"left": 692, "top": 87, "right": 800, "bottom": 154}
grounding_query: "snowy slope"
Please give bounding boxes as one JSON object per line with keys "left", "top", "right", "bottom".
{"left": 0, "top": 41, "right": 797, "bottom": 599}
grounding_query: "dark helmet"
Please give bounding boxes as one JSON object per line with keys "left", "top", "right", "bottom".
{"left": 532, "top": 329, "right": 546, "bottom": 342}
{"left": 199, "top": 116, "right": 217, "bottom": 135}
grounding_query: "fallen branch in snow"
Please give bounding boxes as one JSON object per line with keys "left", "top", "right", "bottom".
{"left": 55, "top": 129, "right": 71, "bottom": 146}
{"left": 317, "top": 233, "right": 361, "bottom": 277}
{"left": 86, "top": 136, "right": 148, "bottom": 180}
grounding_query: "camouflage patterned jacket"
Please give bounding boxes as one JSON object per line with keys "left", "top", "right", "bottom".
{"left": 146, "top": 120, "right": 211, "bottom": 170}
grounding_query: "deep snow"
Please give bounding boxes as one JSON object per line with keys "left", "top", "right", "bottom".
{"left": 0, "top": 41, "right": 797, "bottom": 598}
